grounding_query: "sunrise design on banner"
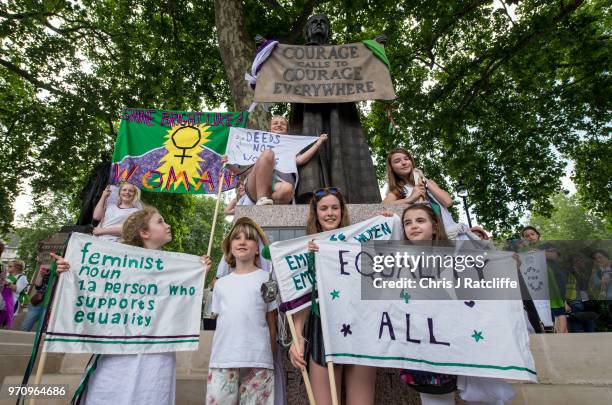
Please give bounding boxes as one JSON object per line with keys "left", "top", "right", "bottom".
{"left": 111, "top": 109, "right": 248, "bottom": 194}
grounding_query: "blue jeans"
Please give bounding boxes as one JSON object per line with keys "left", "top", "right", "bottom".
{"left": 20, "top": 305, "right": 44, "bottom": 332}
{"left": 567, "top": 300, "right": 596, "bottom": 333}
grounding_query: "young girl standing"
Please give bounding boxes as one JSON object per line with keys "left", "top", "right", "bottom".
{"left": 288, "top": 188, "right": 377, "bottom": 405}
{"left": 399, "top": 204, "right": 458, "bottom": 404}
{"left": 206, "top": 217, "right": 277, "bottom": 404}
{"left": 400, "top": 204, "right": 515, "bottom": 405}
{"left": 52, "top": 207, "right": 212, "bottom": 405}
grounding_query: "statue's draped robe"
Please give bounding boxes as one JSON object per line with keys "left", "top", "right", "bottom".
{"left": 77, "top": 158, "right": 111, "bottom": 225}
{"left": 290, "top": 102, "right": 381, "bottom": 204}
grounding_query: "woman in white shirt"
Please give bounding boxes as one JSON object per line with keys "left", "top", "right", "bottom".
{"left": 92, "top": 183, "right": 143, "bottom": 241}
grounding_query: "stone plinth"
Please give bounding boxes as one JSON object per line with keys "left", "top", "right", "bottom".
{"left": 235, "top": 204, "right": 407, "bottom": 243}
{"left": 2, "top": 330, "right": 612, "bottom": 404}
{"left": 235, "top": 204, "right": 406, "bottom": 228}
{"left": 0, "top": 331, "right": 213, "bottom": 405}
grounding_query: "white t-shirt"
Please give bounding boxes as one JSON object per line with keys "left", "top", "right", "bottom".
{"left": 98, "top": 205, "right": 140, "bottom": 242}
{"left": 11, "top": 274, "right": 28, "bottom": 308}
{"left": 83, "top": 353, "right": 175, "bottom": 405}
{"left": 210, "top": 269, "right": 277, "bottom": 369}
{"left": 237, "top": 194, "right": 255, "bottom": 206}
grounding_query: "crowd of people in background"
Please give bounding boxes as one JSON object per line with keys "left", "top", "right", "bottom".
{"left": 0, "top": 252, "right": 28, "bottom": 329}
{"left": 511, "top": 225, "right": 611, "bottom": 334}
{"left": 0, "top": 114, "right": 610, "bottom": 405}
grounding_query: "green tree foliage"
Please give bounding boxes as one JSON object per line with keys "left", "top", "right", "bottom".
{"left": 1, "top": 0, "right": 609, "bottom": 234}
{"left": 0, "top": 0, "right": 229, "bottom": 234}
{"left": 571, "top": 138, "right": 612, "bottom": 221}
{"left": 13, "top": 190, "right": 227, "bottom": 280}
{"left": 528, "top": 192, "right": 612, "bottom": 240}
{"left": 139, "top": 193, "right": 228, "bottom": 285}
{"left": 14, "top": 192, "right": 76, "bottom": 278}
{"left": 182, "top": 196, "right": 229, "bottom": 285}
{"left": 351, "top": 0, "right": 610, "bottom": 232}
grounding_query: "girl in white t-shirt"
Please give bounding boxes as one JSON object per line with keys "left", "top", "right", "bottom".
{"left": 207, "top": 217, "right": 277, "bottom": 405}
{"left": 51, "top": 207, "right": 212, "bottom": 405}
{"left": 92, "top": 183, "right": 143, "bottom": 241}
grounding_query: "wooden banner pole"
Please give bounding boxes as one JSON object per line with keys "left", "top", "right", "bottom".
{"left": 203, "top": 165, "right": 227, "bottom": 285}
{"left": 286, "top": 313, "right": 316, "bottom": 405}
{"left": 326, "top": 361, "right": 339, "bottom": 405}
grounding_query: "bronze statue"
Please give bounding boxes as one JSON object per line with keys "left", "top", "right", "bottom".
{"left": 288, "top": 14, "right": 383, "bottom": 203}
{"left": 76, "top": 152, "right": 111, "bottom": 226}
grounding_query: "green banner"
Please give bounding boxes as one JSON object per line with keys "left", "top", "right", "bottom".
{"left": 111, "top": 109, "right": 248, "bottom": 194}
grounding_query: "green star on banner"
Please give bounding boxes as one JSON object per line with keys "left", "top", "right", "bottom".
{"left": 471, "top": 330, "right": 484, "bottom": 342}
{"left": 330, "top": 290, "right": 340, "bottom": 300}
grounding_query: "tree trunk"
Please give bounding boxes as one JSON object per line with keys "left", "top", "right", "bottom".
{"left": 214, "top": 0, "right": 269, "bottom": 130}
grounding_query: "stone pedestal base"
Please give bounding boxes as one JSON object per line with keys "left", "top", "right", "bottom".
{"left": 2, "top": 331, "right": 612, "bottom": 404}
{"left": 234, "top": 204, "right": 406, "bottom": 243}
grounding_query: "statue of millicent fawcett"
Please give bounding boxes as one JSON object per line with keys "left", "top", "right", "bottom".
{"left": 289, "top": 14, "right": 384, "bottom": 203}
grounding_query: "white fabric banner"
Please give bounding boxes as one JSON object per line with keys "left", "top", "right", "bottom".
{"left": 519, "top": 250, "right": 553, "bottom": 327}
{"left": 43, "top": 233, "right": 205, "bottom": 354}
{"left": 226, "top": 127, "right": 318, "bottom": 175}
{"left": 269, "top": 215, "right": 403, "bottom": 314}
{"left": 315, "top": 241, "right": 537, "bottom": 381}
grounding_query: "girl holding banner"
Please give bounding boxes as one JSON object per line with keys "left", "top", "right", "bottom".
{"left": 206, "top": 217, "right": 277, "bottom": 404}
{"left": 50, "top": 207, "right": 212, "bottom": 405}
{"left": 399, "top": 204, "right": 458, "bottom": 403}
{"left": 400, "top": 204, "right": 516, "bottom": 405}
{"left": 92, "top": 183, "right": 143, "bottom": 241}
{"left": 225, "top": 115, "right": 327, "bottom": 206}
{"left": 289, "top": 187, "right": 377, "bottom": 405}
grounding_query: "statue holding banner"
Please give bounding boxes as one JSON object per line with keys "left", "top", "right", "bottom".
{"left": 252, "top": 14, "right": 393, "bottom": 203}
{"left": 289, "top": 14, "right": 384, "bottom": 204}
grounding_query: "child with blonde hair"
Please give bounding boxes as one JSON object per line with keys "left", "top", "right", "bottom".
{"left": 92, "top": 182, "right": 143, "bottom": 241}
{"left": 206, "top": 217, "right": 277, "bottom": 404}
{"left": 52, "top": 207, "right": 211, "bottom": 405}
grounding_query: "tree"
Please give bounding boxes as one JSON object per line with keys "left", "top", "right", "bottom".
{"left": 1, "top": 0, "right": 610, "bottom": 234}
{"left": 140, "top": 193, "right": 227, "bottom": 284}
{"left": 14, "top": 192, "right": 77, "bottom": 278}
{"left": 181, "top": 196, "right": 229, "bottom": 284}
{"left": 11, "top": 190, "right": 227, "bottom": 281}
{"left": 0, "top": 68, "right": 49, "bottom": 233}
{"left": 0, "top": 0, "right": 230, "bottom": 231}
{"left": 571, "top": 137, "right": 612, "bottom": 221}
{"left": 528, "top": 193, "right": 612, "bottom": 240}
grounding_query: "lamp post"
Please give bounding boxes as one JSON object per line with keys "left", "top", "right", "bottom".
{"left": 456, "top": 183, "right": 472, "bottom": 228}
